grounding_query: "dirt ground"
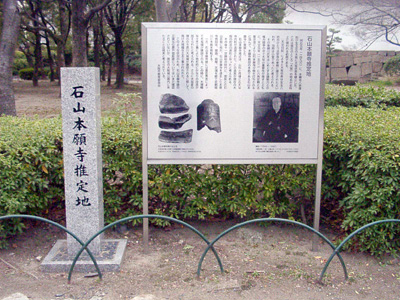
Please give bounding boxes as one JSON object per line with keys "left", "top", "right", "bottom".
{"left": 13, "top": 79, "right": 142, "bottom": 118}
{"left": 1, "top": 79, "right": 400, "bottom": 299}
{"left": 1, "top": 221, "right": 400, "bottom": 300}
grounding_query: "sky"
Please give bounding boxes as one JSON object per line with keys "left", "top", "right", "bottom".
{"left": 284, "top": 0, "right": 400, "bottom": 51}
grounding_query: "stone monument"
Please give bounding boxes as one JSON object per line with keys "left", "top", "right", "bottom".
{"left": 41, "top": 68, "right": 126, "bottom": 272}
{"left": 61, "top": 67, "right": 104, "bottom": 255}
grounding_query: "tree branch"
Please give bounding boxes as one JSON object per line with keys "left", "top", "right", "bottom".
{"left": 84, "top": 0, "right": 113, "bottom": 23}
{"left": 285, "top": 2, "right": 333, "bottom": 18}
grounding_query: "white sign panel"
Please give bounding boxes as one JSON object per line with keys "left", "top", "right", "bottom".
{"left": 142, "top": 23, "right": 326, "bottom": 164}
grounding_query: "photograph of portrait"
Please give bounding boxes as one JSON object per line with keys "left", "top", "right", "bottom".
{"left": 253, "top": 92, "right": 300, "bottom": 143}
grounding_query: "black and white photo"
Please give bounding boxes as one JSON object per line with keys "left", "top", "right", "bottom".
{"left": 253, "top": 92, "right": 299, "bottom": 143}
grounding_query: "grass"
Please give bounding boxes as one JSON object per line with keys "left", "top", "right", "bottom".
{"left": 363, "top": 80, "right": 393, "bottom": 87}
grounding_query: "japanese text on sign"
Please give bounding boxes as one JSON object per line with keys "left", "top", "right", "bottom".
{"left": 158, "top": 33, "right": 308, "bottom": 91}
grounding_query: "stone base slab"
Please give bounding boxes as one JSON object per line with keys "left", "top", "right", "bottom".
{"left": 40, "top": 239, "right": 127, "bottom": 273}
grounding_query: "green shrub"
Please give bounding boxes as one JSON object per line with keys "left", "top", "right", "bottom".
{"left": 323, "top": 107, "right": 400, "bottom": 255}
{"left": 44, "top": 67, "right": 59, "bottom": 80}
{"left": 383, "top": 55, "right": 400, "bottom": 76}
{"left": 101, "top": 112, "right": 143, "bottom": 224}
{"left": 0, "top": 117, "right": 64, "bottom": 248}
{"left": 325, "top": 84, "right": 400, "bottom": 108}
{"left": 0, "top": 112, "right": 315, "bottom": 246}
{"left": 130, "top": 59, "right": 141, "bottom": 74}
{"left": 19, "top": 68, "right": 34, "bottom": 80}
{"left": 18, "top": 68, "right": 47, "bottom": 80}
{"left": 126, "top": 55, "right": 141, "bottom": 74}
{"left": 367, "top": 80, "right": 393, "bottom": 88}
{"left": 1, "top": 105, "right": 400, "bottom": 256}
{"left": 102, "top": 93, "right": 315, "bottom": 225}
{"left": 13, "top": 51, "right": 29, "bottom": 76}
{"left": 102, "top": 112, "right": 315, "bottom": 226}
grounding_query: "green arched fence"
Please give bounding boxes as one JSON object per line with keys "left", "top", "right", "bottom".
{"left": 0, "top": 215, "right": 102, "bottom": 277}
{"left": 67, "top": 215, "right": 224, "bottom": 282}
{"left": 1, "top": 214, "right": 399, "bottom": 284}
{"left": 195, "top": 218, "right": 348, "bottom": 280}
{"left": 319, "top": 219, "right": 400, "bottom": 282}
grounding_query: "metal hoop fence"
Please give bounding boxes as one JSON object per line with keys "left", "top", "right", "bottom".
{"left": 1, "top": 214, "right": 399, "bottom": 284}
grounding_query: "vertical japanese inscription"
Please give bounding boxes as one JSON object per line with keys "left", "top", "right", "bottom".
{"left": 71, "top": 86, "right": 91, "bottom": 207}
{"left": 61, "top": 68, "right": 103, "bottom": 255}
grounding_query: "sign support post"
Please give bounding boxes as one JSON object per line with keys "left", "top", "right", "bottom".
{"left": 313, "top": 30, "right": 327, "bottom": 250}
{"left": 142, "top": 162, "right": 149, "bottom": 252}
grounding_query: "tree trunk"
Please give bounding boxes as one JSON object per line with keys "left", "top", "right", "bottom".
{"left": 56, "top": 0, "right": 69, "bottom": 83}
{"left": 33, "top": 29, "right": 42, "bottom": 87}
{"left": 155, "top": 0, "right": 168, "bottom": 21}
{"left": 107, "top": 59, "right": 112, "bottom": 86}
{"left": 20, "top": 42, "right": 34, "bottom": 68}
{"left": 226, "top": 0, "right": 242, "bottom": 23}
{"left": 56, "top": 42, "right": 66, "bottom": 80}
{"left": 28, "top": 0, "right": 43, "bottom": 87}
{"left": 93, "top": 14, "right": 101, "bottom": 68}
{"left": 115, "top": 32, "right": 124, "bottom": 89}
{"left": 190, "top": 0, "right": 197, "bottom": 22}
{"left": 155, "top": 0, "right": 182, "bottom": 21}
{"left": 0, "top": 0, "right": 20, "bottom": 116}
{"left": 101, "top": 60, "right": 106, "bottom": 81}
{"left": 71, "top": 0, "right": 111, "bottom": 67}
{"left": 71, "top": 0, "right": 88, "bottom": 67}
{"left": 44, "top": 33, "right": 55, "bottom": 82}
{"left": 104, "top": 45, "right": 113, "bottom": 86}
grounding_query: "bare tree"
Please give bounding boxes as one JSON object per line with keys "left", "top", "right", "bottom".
{"left": 222, "top": 0, "right": 286, "bottom": 23}
{"left": 0, "top": 0, "right": 20, "bottom": 116}
{"left": 337, "top": 0, "right": 400, "bottom": 48}
{"left": 20, "top": 0, "right": 46, "bottom": 87}
{"left": 167, "top": 0, "right": 302, "bottom": 24}
{"left": 19, "top": 32, "right": 34, "bottom": 68}
{"left": 290, "top": 0, "right": 400, "bottom": 49}
{"left": 19, "top": 0, "right": 71, "bottom": 83}
{"left": 104, "top": 0, "right": 143, "bottom": 88}
{"left": 43, "top": 0, "right": 71, "bottom": 80}
{"left": 99, "top": 9, "right": 115, "bottom": 85}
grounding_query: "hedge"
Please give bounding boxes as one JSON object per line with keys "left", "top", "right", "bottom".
{"left": 323, "top": 106, "right": 400, "bottom": 255}
{"left": 13, "top": 51, "right": 29, "bottom": 76}
{"left": 1, "top": 107, "right": 400, "bottom": 256}
{"left": 325, "top": 84, "right": 400, "bottom": 108}
{"left": 0, "top": 113, "right": 314, "bottom": 243}
{"left": 383, "top": 55, "right": 400, "bottom": 76}
{"left": 18, "top": 68, "right": 47, "bottom": 80}
{"left": 0, "top": 117, "right": 64, "bottom": 247}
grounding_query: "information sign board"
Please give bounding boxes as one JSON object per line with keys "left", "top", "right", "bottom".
{"left": 142, "top": 23, "right": 327, "bottom": 250}
{"left": 142, "top": 23, "right": 326, "bottom": 165}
